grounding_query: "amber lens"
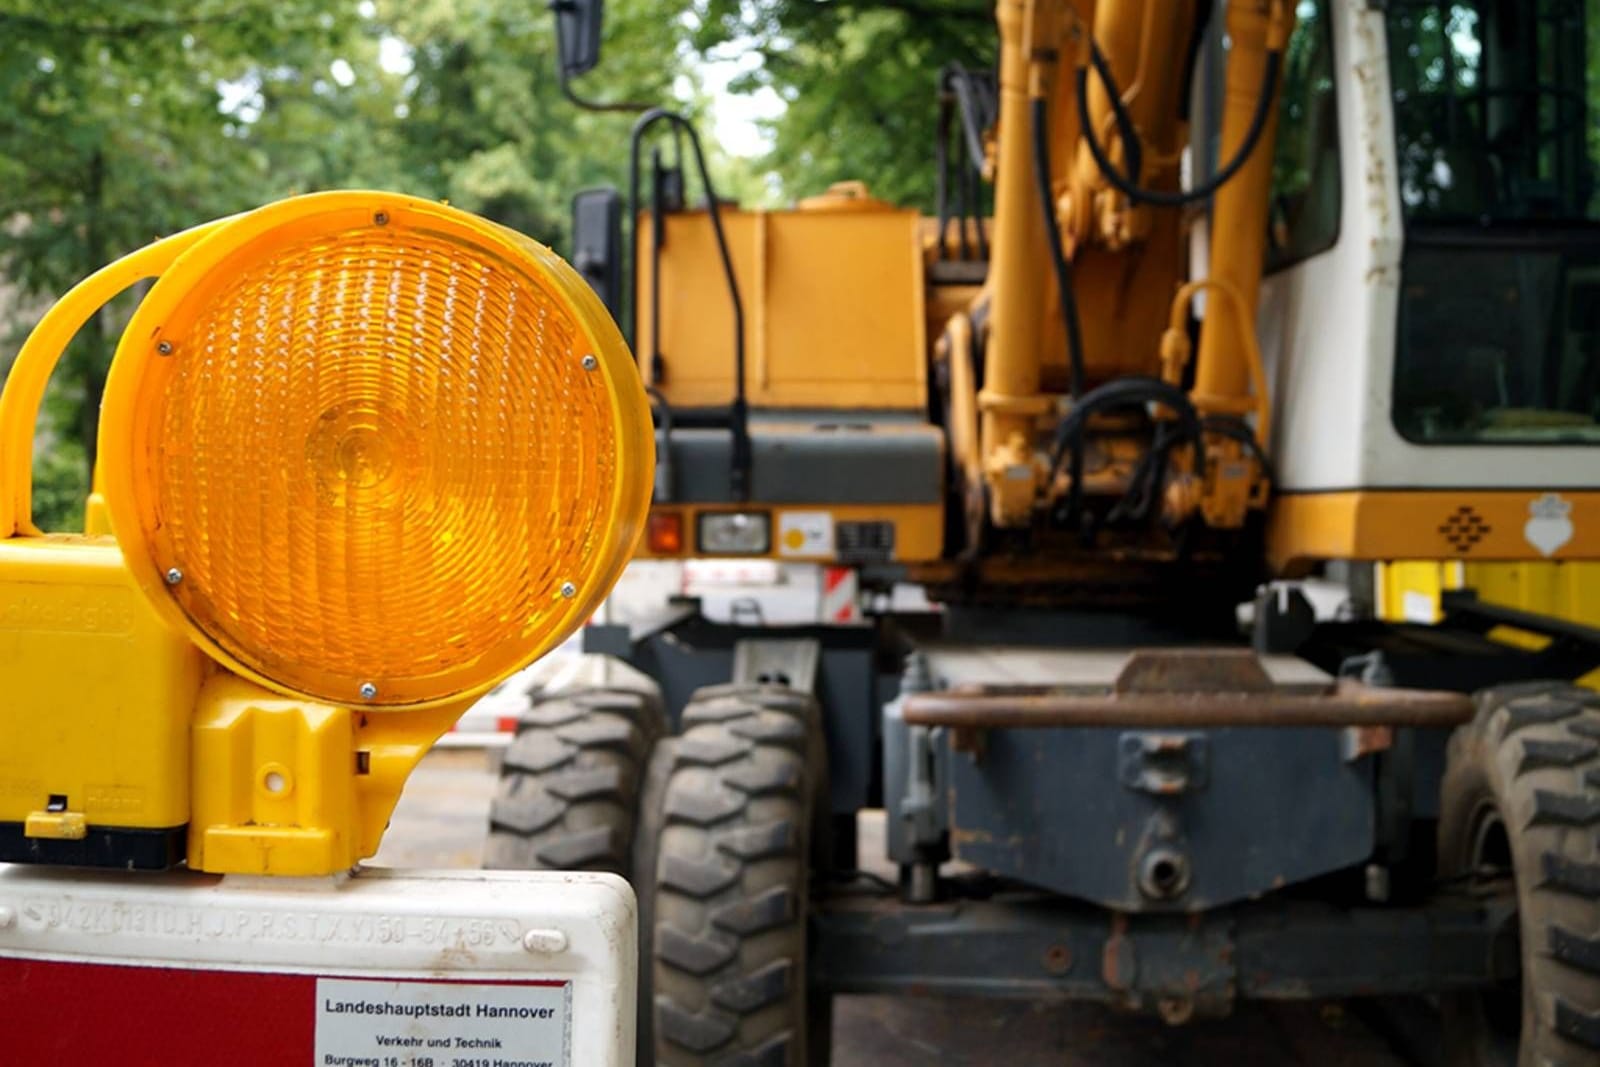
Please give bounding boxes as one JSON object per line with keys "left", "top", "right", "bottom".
{"left": 100, "top": 194, "right": 650, "bottom": 708}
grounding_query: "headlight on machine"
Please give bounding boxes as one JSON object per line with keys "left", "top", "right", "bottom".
{"left": 698, "top": 511, "right": 771, "bottom": 555}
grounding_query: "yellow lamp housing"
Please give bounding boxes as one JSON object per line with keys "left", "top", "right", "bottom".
{"left": 0, "top": 192, "right": 653, "bottom": 875}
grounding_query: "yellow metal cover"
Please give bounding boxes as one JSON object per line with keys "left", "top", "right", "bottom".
{"left": 637, "top": 206, "right": 928, "bottom": 410}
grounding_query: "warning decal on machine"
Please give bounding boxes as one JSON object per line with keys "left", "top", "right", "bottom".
{"left": 778, "top": 510, "right": 834, "bottom": 557}
{"left": 315, "top": 977, "right": 571, "bottom": 1067}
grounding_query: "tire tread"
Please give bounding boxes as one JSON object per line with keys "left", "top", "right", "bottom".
{"left": 484, "top": 686, "right": 664, "bottom": 875}
{"left": 1445, "top": 682, "right": 1600, "bottom": 1064}
{"left": 650, "top": 685, "right": 823, "bottom": 1065}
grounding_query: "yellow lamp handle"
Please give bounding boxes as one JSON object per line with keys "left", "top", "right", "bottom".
{"left": 0, "top": 220, "right": 224, "bottom": 537}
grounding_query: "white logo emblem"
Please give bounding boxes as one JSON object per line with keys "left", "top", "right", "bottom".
{"left": 1524, "top": 492, "right": 1574, "bottom": 557}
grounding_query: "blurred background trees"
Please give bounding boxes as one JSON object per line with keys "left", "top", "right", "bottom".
{"left": 690, "top": 0, "right": 991, "bottom": 206}
{"left": 0, "top": 0, "right": 990, "bottom": 529}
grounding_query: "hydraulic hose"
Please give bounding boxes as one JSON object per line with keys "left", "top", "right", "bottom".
{"left": 1077, "top": 40, "right": 1282, "bottom": 208}
{"left": 647, "top": 385, "right": 674, "bottom": 502}
{"left": 1050, "top": 376, "right": 1206, "bottom": 527}
{"left": 1200, "top": 414, "right": 1273, "bottom": 486}
{"left": 1029, "top": 96, "right": 1086, "bottom": 400}
{"left": 627, "top": 108, "right": 752, "bottom": 500}
{"left": 1087, "top": 42, "right": 1143, "bottom": 185}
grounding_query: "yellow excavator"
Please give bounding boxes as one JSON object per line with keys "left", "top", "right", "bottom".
{"left": 483, "top": 0, "right": 1600, "bottom": 1063}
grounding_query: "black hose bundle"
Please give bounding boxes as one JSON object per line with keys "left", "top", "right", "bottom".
{"left": 1077, "top": 39, "right": 1282, "bottom": 208}
{"left": 1025, "top": 16, "right": 1281, "bottom": 530}
{"left": 1200, "top": 414, "right": 1274, "bottom": 487}
{"left": 936, "top": 64, "right": 995, "bottom": 262}
{"left": 1048, "top": 376, "right": 1207, "bottom": 529}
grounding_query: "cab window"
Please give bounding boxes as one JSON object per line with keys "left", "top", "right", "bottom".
{"left": 1267, "top": 0, "right": 1341, "bottom": 271}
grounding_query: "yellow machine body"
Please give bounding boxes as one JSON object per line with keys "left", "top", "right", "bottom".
{"left": 631, "top": 0, "right": 1288, "bottom": 600}
{"left": 632, "top": 0, "right": 1600, "bottom": 627}
{"left": 1378, "top": 560, "right": 1600, "bottom": 636}
{"left": 637, "top": 188, "right": 928, "bottom": 411}
{"left": 1269, "top": 491, "right": 1600, "bottom": 575}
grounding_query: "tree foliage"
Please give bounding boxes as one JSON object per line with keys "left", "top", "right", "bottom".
{"left": 0, "top": 1, "right": 364, "bottom": 527}
{"left": 690, "top": 0, "right": 993, "bottom": 207}
{"left": 0, "top": 0, "right": 684, "bottom": 529}
{"left": 0, "top": 0, "right": 992, "bottom": 530}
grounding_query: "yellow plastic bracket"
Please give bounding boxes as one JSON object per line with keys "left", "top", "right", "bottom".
{"left": 189, "top": 674, "right": 465, "bottom": 875}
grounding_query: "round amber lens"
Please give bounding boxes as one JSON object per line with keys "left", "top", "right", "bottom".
{"left": 99, "top": 194, "right": 650, "bottom": 708}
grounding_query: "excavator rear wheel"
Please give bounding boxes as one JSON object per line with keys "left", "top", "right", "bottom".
{"left": 1440, "top": 682, "right": 1600, "bottom": 1066}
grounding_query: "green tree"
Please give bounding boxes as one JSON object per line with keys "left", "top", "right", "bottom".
{"left": 382, "top": 0, "right": 690, "bottom": 249}
{"left": 690, "top": 0, "right": 994, "bottom": 207}
{"left": 0, "top": 0, "right": 376, "bottom": 529}
{"left": 0, "top": 0, "right": 688, "bottom": 530}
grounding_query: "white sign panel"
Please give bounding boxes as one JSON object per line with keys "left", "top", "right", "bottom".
{"left": 316, "top": 977, "right": 571, "bottom": 1067}
{"left": 0, "top": 866, "right": 635, "bottom": 1067}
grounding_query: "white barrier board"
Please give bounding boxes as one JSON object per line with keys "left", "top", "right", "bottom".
{"left": 0, "top": 865, "right": 635, "bottom": 1067}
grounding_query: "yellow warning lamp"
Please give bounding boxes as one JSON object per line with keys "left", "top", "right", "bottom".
{"left": 0, "top": 192, "right": 652, "bottom": 875}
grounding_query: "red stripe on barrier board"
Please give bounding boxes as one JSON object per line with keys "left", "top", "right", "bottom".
{"left": 0, "top": 958, "right": 315, "bottom": 1066}
{"left": 0, "top": 958, "right": 569, "bottom": 1066}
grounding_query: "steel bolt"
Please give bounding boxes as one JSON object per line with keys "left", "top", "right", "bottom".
{"left": 1042, "top": 943, "right": 1072, "bottom": 975}
{"left": 164, "top": 567, "right": 183, "bottom": 585}
{"left": 359, "top": 682, "right": 378, "bottom": 700}
{"left": 581, "top": 354, "right": 598, "bottom": 371}
{"left": 156, "top": 340, "right": 174, "bottom": 356}
{"left": 560, "top": 581, "right": 577, "bottom": 599}
{"left": 373, "top": 210, "right": 389, "bottom": 226}
{"left": 1137, "top": 847, "right": 1191, "bottom": 901}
